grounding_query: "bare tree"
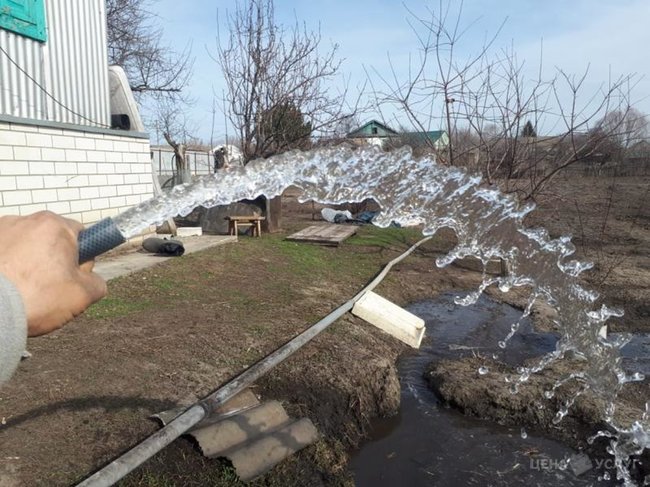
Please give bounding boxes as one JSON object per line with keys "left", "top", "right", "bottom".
{"left": 594, "top": 108, "right": 649, "bottom": 150}
{"left": 215, "top": 0, "right": 356, "bottom": 162}
{"left": 106, "top": 0, "right": 194, "bottom": 97}
{"left": 370, "top": 1, "right": 642, "bottom": 200}
{"left": 155, "top": 96, "right": 196, "bottom": 185}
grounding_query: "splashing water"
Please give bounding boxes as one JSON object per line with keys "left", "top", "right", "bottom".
{"left": 114, "top": 145, "right": 647, "bottom": 484}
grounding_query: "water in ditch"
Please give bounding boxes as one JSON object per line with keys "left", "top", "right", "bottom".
{"left": 111, "top": 145, "right": 648, "bottom": 484}
{"left": 351, "top": 292, "right": 650, "bottom": 485}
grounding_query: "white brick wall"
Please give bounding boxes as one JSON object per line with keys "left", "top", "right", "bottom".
{"left": 0, "top": 120, "right": 153, "bottom": 226}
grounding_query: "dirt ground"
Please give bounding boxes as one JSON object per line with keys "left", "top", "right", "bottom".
{"left": 0, "top": 175, "right": 647, "bottom": 486}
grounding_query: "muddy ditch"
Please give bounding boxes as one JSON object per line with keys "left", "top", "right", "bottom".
{"left": 348, "top": 291, "right": 650, "bottom": 485}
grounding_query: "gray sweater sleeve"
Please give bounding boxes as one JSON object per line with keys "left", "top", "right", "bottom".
{"left": 0, "top": 273, "right": 27, "bottom": 385}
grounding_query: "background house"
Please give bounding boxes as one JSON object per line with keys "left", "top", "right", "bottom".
{"left": 346, "top": 120, "right": 398, "bottom": 148}
{"left": 347, "top": 120, "right": 449, "bottom": 152}
{"left": 0, "top": 0, "right": 153, "bottom": 226}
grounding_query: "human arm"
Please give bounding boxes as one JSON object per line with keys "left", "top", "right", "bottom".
{"left": 0, "top": 212, "right": 107, "bottom": 384}
{"left": 0, "top": 273, "right": 27, "bottom": 384}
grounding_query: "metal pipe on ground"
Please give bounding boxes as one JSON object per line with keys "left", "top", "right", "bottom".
{"left": 77, "top": 236, "right": 432, "bottom": 487}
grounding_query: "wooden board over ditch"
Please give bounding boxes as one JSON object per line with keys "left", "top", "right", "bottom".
{"left": 286, "top": 224, "right": 358, "bottom": 246}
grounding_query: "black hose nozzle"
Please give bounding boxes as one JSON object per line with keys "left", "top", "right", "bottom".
{"left": 78, "top": 218, "right": 126, "bottom": 264}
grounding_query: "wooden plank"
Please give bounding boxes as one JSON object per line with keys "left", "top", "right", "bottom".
{"left": 286, "top": 224, "right": 357, "bottom": 246}
{"left": 352, "top": 291, "right": 426, "bottom": 348}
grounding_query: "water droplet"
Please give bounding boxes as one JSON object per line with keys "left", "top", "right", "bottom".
{"left": 520, "top": 428, "right": 528, "bottom": 439}
{"left": 478, "top": 366, "right": 489, "bottom": 375}
{"left": 603, "top": 472, "right": 610, "bottom": 480}
{"left": 544, "top": 390, "right": 555, "bottom": 399}
{"left": 498, "top": 341, "right": 507, "bottom": 349}
{"left": 552, "top": 410, "right": 567, "bottom": 425}
{"left": 509, "top": 384, "right": 519, "bottom": 395}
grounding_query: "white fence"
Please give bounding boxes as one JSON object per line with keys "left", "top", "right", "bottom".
{"left": 152, "top": 148, "right": 214, "bottom": 180}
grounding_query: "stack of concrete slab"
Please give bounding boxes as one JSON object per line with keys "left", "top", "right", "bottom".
{"left": 153, "top": 390, "right": 318, "bottom": 481}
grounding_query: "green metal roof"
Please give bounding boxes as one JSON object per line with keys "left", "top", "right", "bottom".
{"left": 347, "top": 120, "right": 447, "bottom": 145}
{"left": 347, "top": 120, "right": 399, "bottom": 138}
{"left": 401, "top": 130, "right": 447, "bottom": 143}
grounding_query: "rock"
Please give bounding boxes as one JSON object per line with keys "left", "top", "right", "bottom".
{"left": 175, "top": 206, "right": 205, "bottom": 226}
{"left": 173, "top": 200, "right": 265, "bottom": 235}
{"left": 200, "top": 202, "right": 264, "bottom": 235}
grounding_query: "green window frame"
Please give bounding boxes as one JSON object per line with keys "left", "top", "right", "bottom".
{"left": 0, "top": 0, "right": 47, "bottom": 42}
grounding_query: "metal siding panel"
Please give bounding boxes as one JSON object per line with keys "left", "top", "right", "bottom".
{"left": 0, "top": 0, "right": 109, "bottom": 127}
{"left": 0, "top": 4, "right": 43, "bottom": 119}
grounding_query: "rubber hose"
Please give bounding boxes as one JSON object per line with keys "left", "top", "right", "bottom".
{"left": 78, "top": 218, "right": 126, "bottom": 263}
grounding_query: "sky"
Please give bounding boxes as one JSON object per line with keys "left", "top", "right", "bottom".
{"left": 146, "top": 0, "right": 650, "bottom": 144}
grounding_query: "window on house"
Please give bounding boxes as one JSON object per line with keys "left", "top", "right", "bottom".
{"left": 371, "top": 127, "right": 378, "bottom": 135}
{"left": 0, "top": 0, "right": 47, "bottom": 42}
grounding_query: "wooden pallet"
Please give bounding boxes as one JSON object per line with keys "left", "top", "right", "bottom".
{"left": 286, "top": 224, "right": 357, "bottom": 246}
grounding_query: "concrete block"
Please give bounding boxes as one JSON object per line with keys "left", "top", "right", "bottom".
{"left": 46, "top": 201, "right": 71, "bottom": 214}
{"left": 16, "top": 175, "right": 44, "bottom": 189}
{"left": 97, "top": 163, "right": 117, "bottom": 174}
{"left": 77, "top": 162, "right": 98, "bottom": 174}
{"left": 177, "top": 227, "right": 203, "bottom": 237}
{"left": 109, "top": 196, "right": 127, "bottom": 207}
{"left": 90, "top": 197, "right": 110, "bottom": 210}
{"left": 95, "top": 139, "right": 114, "bottom": 151}
{"left": 105, "top": 152, "right": 123, "bottom": 163}
{"left": 70, "top": 200, "right": 92, "bottom": 212}
{"left": 79, "top": 187, "right": 101, "bottom": 199}
{"left": 4, "top": 191, "right": 32, "bottom": 205}
{"left": 32, "top": 189, "right": 58, "bottom": 203}
{"left": 65, "top": 149, "right": 88, "bottom": 162}
{"left": 42, "top": 175, "right": 68, "bottom": 188}
{"left": 352, "top": 291, "right": 426, "bottom": 348}
{"left": 0, "top": 161, "right": 29, "bottom": 175}
{"left": 88, "top": 175, "right": 108, "bottom": 186}
{"left": 106, "top": 174, "right": 125, "bottom": 185}
{"left": 13, "top": 146, "right": 41, "bottom": 161}
{"left": 54, "top": 162, "right": 78, "bottom": 175}
{"left": 29, "top": 162, "right": 55, "bottom": 174}
{"left": 25, "top": 133, "right": 52, "bottom": 147}
{"left": 75, "top": 137, "right": 96, "bottom": 150}
{"left": 66, "top": 175, "right": 90, "bottom": 187}
{"left": 99, "top": 186, "right": 118, "bottom": 197}
{"left": 57, "top": 188, "right": 81, "bottom": 200}
{"left": 0, "top": 146, "right": 14, "bottom": 160}
{"left": 0, "top": 131, "right": 26, "bottom": 146}
{"left": 0, "top": 176, "right": 17, "bottom": 191}
{"left": 51, "top": 135, "right": 76, "bottom": 149}
{"left": 86, "top": 150, "right": 107, "bottom": 163}
{"left": 41, "top": 148, "right": 66, "bottom": 161}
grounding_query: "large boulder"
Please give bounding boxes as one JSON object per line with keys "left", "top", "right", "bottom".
{"left": 199, "top": 201, "right": 264, "bottom": 234}
{"left": 173, "top": 196, "right": 266, "bottom": 235}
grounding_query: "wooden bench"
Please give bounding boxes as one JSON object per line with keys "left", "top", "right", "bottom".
{"left": 225, "top": 216, "right": 265, "bottom": 237}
